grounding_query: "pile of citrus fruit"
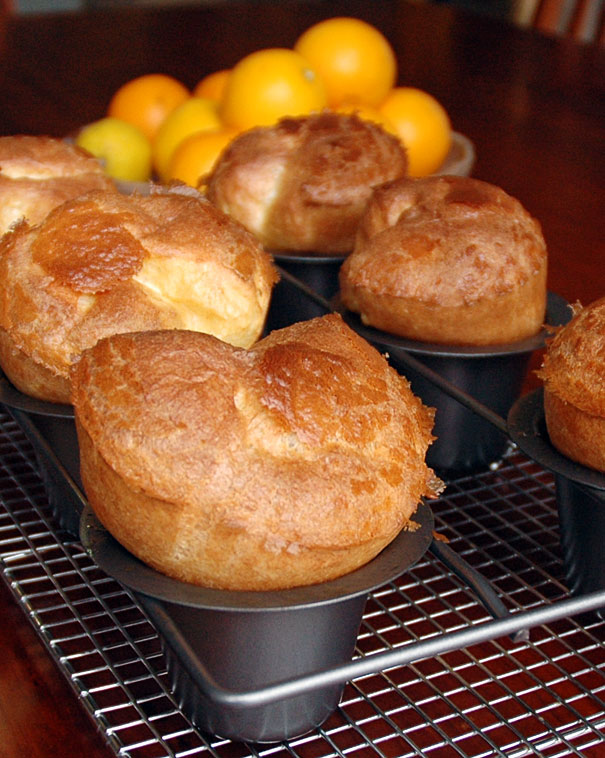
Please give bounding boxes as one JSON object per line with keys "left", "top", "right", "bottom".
{"left": 77, "top": 17, "right": 452, "bottom": 186}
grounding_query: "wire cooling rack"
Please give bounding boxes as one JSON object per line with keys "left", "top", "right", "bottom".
{"left": 0, "top": 407, "right": 604, "bottom": 758}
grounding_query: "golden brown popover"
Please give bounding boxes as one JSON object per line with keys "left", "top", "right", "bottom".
{"left": 0, "top": 135, "right": 115, "bottom": 235}
{"left": 206, "top": 112, "right": 408, "bottom": 255}
{"left": 538, "top": 296, "right": 605, "bottom": 472}
{"left": 71, "top": 314, "right": 441, "bottom": 591}
{"left": 340, "top": 175, "right": 548, "bottom": 345}
{"left": 0, "top": 186, "right": 278, "bottom": 403}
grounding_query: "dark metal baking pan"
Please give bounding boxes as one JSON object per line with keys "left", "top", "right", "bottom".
{"left": 5, "top": 406, "right": 83, "bottom": 536}
{"left": 507, "top": 388, "right": 605, "bottom": 492}
{"left": 0, "top": 371, "right": 73, "bottom": 417}
{"left": 0, "top": 359, "right": 532, "bottom": 647}
{"left": 340, "top": 290, "right": 568, "bottom": 358}
{"left": 4, "top": 358, "right": 605, "bottom": 744}
{"left": 0, "top": 375, "right": 538, "bottom": 742}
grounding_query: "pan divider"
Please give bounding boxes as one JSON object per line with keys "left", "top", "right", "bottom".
{"left": 138, "top": 587, "right": 605, "bottom": 710}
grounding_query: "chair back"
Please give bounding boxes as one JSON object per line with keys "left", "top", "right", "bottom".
{"left": 514, "top": 0, "right": 604, "bottom": 44}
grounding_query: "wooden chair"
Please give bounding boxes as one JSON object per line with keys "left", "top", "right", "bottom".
{"left": 513, "top": 0, "right": 604, "bottom": 44}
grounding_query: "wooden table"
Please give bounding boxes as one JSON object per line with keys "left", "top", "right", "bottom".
{"left": 0, "top": 2, "right": 603, "bottom": 757}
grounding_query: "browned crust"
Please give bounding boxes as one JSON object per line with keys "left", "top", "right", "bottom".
{"left": 341, "top": 271, "right": 547, "bottom": 345}
{"left": 537, "top": 297, "right": 605, "bottom": 418}
{"left": 71, "top": 314, "right": 440, "bottom": 591}
{"left": 206, "top": 112, "right": 408, "bottom": 254}
{"left": 0, "top": 135, "right": 116, "bottom": 235}
{"left": 0, "top": 187, "right": 278, "bottom": 403}
{"left": 538, "top": 297, "right": 605, "bottom": 472}
{"left": 544, "top": 389, "right": 605, "bottom": 473}
{"left": 77, "top": 420, "right": 397, "bottom": 590}
{"left": 340, "top": 175, "right": 548, "bottom": 345}
{"left": 0, "top": 328, "right": 70, "bottom": 403}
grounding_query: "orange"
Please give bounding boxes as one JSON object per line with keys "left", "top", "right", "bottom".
{"left": 379, "top": 87, "right": 452, "bottom": 176}
{"left": 193, "top": 69, "right": 231, "bottom": 103}
{"left": 152, "top": 96, "right": 222, "bottom": 180}
{"left": 107, "top": 73, "right": 190, "bottom": 142}
{"left": 166, "top": 127, "right": 239, "bottom": 188}
{"left": 333, "top": 102, "right": 398, "bottom": 136}
{"left": 220, "top": 48, "right": 326, "bottom": 131}
{"left": 294, "top": 17, "right": 396, "bottom": 108}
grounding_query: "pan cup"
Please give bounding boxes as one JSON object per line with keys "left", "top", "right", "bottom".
{"left": 80, "top": 502, "right": 434, "bottom": 743}
{"left": 556, "top": 476, "right": 605, "bottom": 601}
{"left": 0, "top": 373, "right": 82, "bottom": 535}
{"left": 383, "top": 345, "right": 528, "bottom": 476}
{"left": 340, "top": 292, "right": 570, "bottom": 478}
{"left": 508, "top": 388, "right": 605, "bottom": 613}
{"left": 143, "top": 593, "right": 367, "bottom": 743}
{"left": 266, "top": 253, "right": 345, "bottom": 332}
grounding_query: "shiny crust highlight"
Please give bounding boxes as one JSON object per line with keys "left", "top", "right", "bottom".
{"left": 71, "top": 315, "right": 441, "bottom": 591}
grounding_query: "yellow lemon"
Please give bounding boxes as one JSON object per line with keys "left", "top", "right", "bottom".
{"left": 76, "top": 116, "right": 152, "bottom": 182}
{"left": 153, "top": 96, "right": 222, "bottom": 181}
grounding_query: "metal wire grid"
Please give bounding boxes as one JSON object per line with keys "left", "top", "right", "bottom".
{"left": 0, "top": 408, "right": 604, "bottom": 758}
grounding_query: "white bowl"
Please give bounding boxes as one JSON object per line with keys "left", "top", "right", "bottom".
{"left": 434, "top": 131, "right": 476, "bottom": 177}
